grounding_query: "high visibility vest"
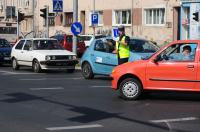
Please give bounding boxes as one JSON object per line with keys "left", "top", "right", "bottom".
{"left": 116, "top": 36, "right": 130, "bottom": 59}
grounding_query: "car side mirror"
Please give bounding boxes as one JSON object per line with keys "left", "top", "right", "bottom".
{"left": 153, "top": 55, "right": 162, "bottom": 63}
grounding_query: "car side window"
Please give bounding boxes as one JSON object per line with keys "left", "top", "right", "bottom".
{"left": 159, "top": 43, "right": 197, "bottom": 62}
{"left": 94, "top": 40, "right": 107, "bottom": 52}
{"left": 23, "top": 40, "right": 32, "bottom": 50}
{"left": 15, "top": 40, "right": 25, "bottom": 50}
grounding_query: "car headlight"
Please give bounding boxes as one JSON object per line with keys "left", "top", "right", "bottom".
{"left": 73, "top": 55, "right": 77, "bottom": 60}
{"left": 45, "top": 56, "right": 51, "bottom": 60}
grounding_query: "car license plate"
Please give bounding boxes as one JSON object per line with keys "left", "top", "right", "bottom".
{"left": 4, "top": 57, "right": 10, "bottom": 60}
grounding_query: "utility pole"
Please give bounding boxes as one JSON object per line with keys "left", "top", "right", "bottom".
{"left": 32, "top": 0, "right": 35, "bottom": 37}
{"left": 46, "top": 5, "right": 49, "bottom": 38}
{"left": 93, "top": 0, "right": 95, "bottom": 36}
{"left": 72, "top": 0, "right": 78, "bottom": 55}
{"left": 17, "top": 0, "right": 19, "bottom": 38}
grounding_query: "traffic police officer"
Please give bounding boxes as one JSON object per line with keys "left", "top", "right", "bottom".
{"left": 113, "top": 26, "right": 130, "bottom": 65}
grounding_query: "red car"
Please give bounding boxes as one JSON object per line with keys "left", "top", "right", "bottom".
{"left": 111, "top": 40, "right": 200, "bottom": 100}
{"left": 51, "top": 34, "right": 86, "bottom": 57}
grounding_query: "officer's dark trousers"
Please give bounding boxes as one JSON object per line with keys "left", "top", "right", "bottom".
{"left": 118, "top": 58, "right": 129, "bottom": 65}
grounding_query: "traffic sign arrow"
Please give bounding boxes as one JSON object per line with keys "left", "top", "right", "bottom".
{"left": 73, "top": 24, "right": 81, "bottom": 33}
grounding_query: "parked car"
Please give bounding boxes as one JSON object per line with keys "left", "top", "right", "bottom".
{"left": 11, "top": 38, "right": 78, "bottom": 73}
{"left": 111, "top": 40, "right": 199, "bottom": 100}
{"left": 51, "top": 34, "right": 86, "bottom": 57}
{"left": 81, "top": 37, "right": 159, "bottom": 79}
{"left": 0, "top": 38, "right": 12, "bottom": 65}
{"left": 78, "top": 34, "right": 106, "bottom": 47}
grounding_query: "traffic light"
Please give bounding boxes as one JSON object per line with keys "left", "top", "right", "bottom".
{"left": 40, "top": 8, "right": 47, "bottom": 19}
{"left": 193, "top": 12, "right": 199, "bottom": 22}
{"left": 18, "top": 11, "right": 25, "bottom": 23}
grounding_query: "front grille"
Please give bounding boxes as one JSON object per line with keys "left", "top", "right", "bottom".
{"left": 55, "top": 55, "right": 71, "bottom": 60}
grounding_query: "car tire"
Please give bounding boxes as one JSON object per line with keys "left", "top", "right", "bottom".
{"left": 67, "top": 68, "right": 75, "bottom": 73}
{"left": 32, "top": 60, "right": 41, "bottom": 73}
{"left": 12, "top": 58, "right": 20, "bottom": 70}
{"left": 81, "top": 62, "right": 94, "bottom": 79}
{"left": 119, "top": 78, "right": 142, "bottom": 100}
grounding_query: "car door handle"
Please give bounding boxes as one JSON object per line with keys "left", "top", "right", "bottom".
{"left": 90, "top": 54, "right": 94, "bottom": 56}
{"left": 21, "top": 51, "right": 24, "bottom": 53}
{"left": 187, "top": 65, "right": 194, "bottom": 68}
{"left": 106, "top": 56, "right": 110, "bottom": 59}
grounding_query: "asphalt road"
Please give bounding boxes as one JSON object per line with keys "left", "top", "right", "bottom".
{"left": 0, "top": 66, "right": 200, "bottom": 132}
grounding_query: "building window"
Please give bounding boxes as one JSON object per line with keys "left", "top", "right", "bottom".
{"left": 49, "top": 13, "right": 55, "bottom": 27}
{"left": 89, "top": 11, "right": 103, "bottom": 26}
{"left": 145, "top": 8, "right": 165, "bottom": 26}
{"left": 43, "top": 13, "right": 55, "bottom": 27}
{"left": 113, "top": 10, "right": 131, "bottom": 26}
{"left": 63, "top": 12, "right": 73, "bottom": 27}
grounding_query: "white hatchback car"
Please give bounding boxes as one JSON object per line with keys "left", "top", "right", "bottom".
{"left": 11, "top": 38, "right": 78, "bottom": 73}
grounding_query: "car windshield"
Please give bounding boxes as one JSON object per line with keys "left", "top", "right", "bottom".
{"left": 130, "top": 39, "right": 159, "bottom": 53}
{"left": 79, "top": 36, "right": 92, "bottom": 41}
{"left": 0, "top": 39, "right": 11, "bottom": 48}
{"left": 33, "top": 40, "right": 64, "bottom": 50}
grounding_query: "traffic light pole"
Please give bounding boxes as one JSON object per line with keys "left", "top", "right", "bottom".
{"left": 17, "top": 0, "right": 19, "bottom": 38}
{"left": 73, "top": 0, "right": 78, "bottom": 55}
{"left": 17, "top": 9, "right": 19, "bottom": 38}
{"left": 46, "top": 6, "right": 49, "bottom": 38}
{"left": 32, "top": 0, "right": 35, "bottom": 37}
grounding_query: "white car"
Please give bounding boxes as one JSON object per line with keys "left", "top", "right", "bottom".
{"left": 11, "top": 38, "right": 78, "bottom": 73}
{"left": 78, "top": 34, "right": 106, "bottom": 47}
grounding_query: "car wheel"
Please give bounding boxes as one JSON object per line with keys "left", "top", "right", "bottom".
{"left": 32, "top": 60, "right": 41, "bottom": 73}
{"left": 12, "top": 58, "right": 19, "bottom": 70}
{"left": 67, "top": 68, "right": 75, "bottom": 73}
{"left": 119, "top": 78, "right": 142, "bottom": 100}
{"left": 81, "top": 62, "right": 94, "bottom": 79}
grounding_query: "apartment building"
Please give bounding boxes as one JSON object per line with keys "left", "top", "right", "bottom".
{"left": 0, "top": 0, "right": 34, "bottom": 42}
{"left": 180, "top": 0, "right": 200, "bottom": 40}
{"left": 37, "top": 0, "right": 181, "bottom": 45}
{"left": 0, "top": 0, "right": 181, "bottom": 45}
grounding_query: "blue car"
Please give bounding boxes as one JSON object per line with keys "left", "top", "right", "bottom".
{"left": 81, "top": 37, "right": 160, "bottom": 79}
{"left": 0, "top": 38, "right": 12, "bottom": 65}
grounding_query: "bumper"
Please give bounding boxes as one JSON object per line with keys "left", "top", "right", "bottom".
{"left": 111, "top": 73, "right": 120, "bottom": 90}
{"left": 40, "top": 60, "right": 79, "bottom": 70}
{"left": 0, "top": 56, "right": 11, "bottom": 64}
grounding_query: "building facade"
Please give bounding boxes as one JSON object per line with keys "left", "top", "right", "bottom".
{"left": 0, "top": 0, "right": 35, "bottom": 43}
{"left": 180, "top": 0, "right": 200, "bottom": 40}
{"left": 36, "top": 0, "right": 181, "bottom": 45}
{"left": 0, "top": 0, "right": 181, "bottom": 45}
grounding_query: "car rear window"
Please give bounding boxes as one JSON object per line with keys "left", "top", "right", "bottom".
{"left": 33, "top": 40, "right": 64, "bottom": 50}
{"left": 130, "top": 39, "right": 159, "bottom": 53}
{"left": 0, "top": 39, "right": 11, "bottom": 48}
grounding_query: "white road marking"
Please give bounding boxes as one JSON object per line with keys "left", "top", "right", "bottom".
{"left": 30, "top": 87, "right": 64, "bottom": 91}
{"left": 46, "top": 124, "right": 103, "bottom": 131}
{"left": 0, "top": 70, "right": 38, "bottom": 75}
{"left": 91, "top": 86, "right": 111, "bottom": 88}
{"left": 150, "top": 117, "right": 198, "bottom": 123}
{"left": 19, "top": 77, "right": 83, "bottom": 81}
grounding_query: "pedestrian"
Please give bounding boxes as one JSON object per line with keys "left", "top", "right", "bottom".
{"left": 113, "top": 25, "right": 130, "bottom": 65}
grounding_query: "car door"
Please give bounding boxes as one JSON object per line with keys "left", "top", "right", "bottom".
{"left": 22, "top": 40, "right": 33, "bottom": 66}
{"left": 13, "top": 40, "right": 26, "bottom": 65}
{"left": 146, "top": 42, "right": 198, "bottom": 90}
{"left": 91, "top": 40, "right": 117, "bottom": 75}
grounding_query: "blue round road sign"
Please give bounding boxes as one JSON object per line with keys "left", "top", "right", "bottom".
{"left": 71, "top": 22, "right": 83, "bottom": 35}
